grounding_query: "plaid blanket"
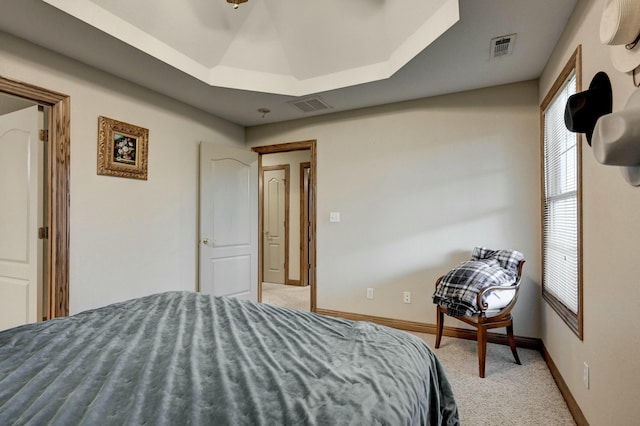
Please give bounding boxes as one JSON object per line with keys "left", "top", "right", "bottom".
{"left": 433, "top": 247, "right": 524, "bottom": 317}
{"left": 471, "top": 247, "right": 524, "bottom": 281}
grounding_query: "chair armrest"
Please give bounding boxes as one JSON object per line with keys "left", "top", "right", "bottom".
{"left": 476, "top": 260, "right": 526, "bottom": 314}
{"left": 476, "top": 283, "right": 520, "bottom": 311}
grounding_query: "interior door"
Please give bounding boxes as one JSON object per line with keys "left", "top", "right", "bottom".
{"left": 263, "top": 168, "right": 286, "bottom": 284}
{"left": 199, "top": 142, "right": 258, "bottom": 301}
{"left": 0, "top": 105, "right": 42, "bottom": 331}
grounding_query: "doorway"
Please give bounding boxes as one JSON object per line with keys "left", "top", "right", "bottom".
{"left": 0, "top": 75, "right": 71, "bottom": 321}
{"left": 253, "top": 141, "right": 317, "bottom": 312}
{"left": 300, "top": 162, "right": 311, "bottom": 287}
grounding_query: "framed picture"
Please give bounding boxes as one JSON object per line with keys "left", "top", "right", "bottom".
{"left": 97, "top": 116, "right": 149, "bottom": 180}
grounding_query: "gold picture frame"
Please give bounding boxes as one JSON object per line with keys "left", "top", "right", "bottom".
{"left": 97, "top": 116, "right": 149, "bottom": 180}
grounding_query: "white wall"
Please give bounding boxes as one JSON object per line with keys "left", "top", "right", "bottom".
{"left": 539, "top": 0, "right": 640, "bottom": 423}
{"left": 0, "top": 31, "right": 245, "bottom": 314}
{"left": 247, "top": 80, "right": 542, "bottom": 338}
{"left": 262, "top": 150, "right": 311, "bottom": 283}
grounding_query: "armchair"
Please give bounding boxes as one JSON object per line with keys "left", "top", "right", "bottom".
{"left": 434, "top": 260, "right": 525, "bottom": 378}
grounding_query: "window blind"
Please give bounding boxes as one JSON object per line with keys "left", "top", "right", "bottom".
{"left": 543, "top": 73, "right": 578, "bottom": 314}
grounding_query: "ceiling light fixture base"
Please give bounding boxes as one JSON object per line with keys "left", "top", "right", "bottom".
{"left": 227, "top": 0, "right": 248, "bottom": 10}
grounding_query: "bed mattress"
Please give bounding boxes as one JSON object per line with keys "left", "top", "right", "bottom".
{"left": 0, "top": 291, "right": 459, "bottom": 425}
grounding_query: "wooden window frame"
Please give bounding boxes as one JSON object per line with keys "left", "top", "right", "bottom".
{"left": 539, "top": 45, "right": 583, "bottom": 339}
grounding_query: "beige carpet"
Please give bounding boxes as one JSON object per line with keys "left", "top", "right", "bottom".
{"left": 261, "top": 282, "right": 310, "bottom": 311}
{"left": 260, "top": 283, "right": 575, "bottom": 425}
{"left": 411, "top": 332, "right": 575, "bottom": 425}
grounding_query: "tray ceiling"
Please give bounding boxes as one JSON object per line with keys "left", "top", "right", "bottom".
{"left": 44, "top": 0, "right": 459, "bottom": 96}
{"left": 0, "top": 0, "right": 577, "bottom": 126}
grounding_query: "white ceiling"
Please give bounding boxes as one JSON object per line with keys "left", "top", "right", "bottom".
{"left": 0, "top": 0, "right": 577, "bottom": 126}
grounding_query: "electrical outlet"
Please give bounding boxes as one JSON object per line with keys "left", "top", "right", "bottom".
{"left": 367, "top": 288, "right": 374, "bottom": 299}
{"left": 583, "top": 362, "right": 589, "bottom": 389}
{"left": 403, "top": 291, "right": 411, "bottom": 303}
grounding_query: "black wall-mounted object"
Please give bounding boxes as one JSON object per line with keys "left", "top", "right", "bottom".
{"left": 564, "top": 71, "right": 613, "bottom": 145}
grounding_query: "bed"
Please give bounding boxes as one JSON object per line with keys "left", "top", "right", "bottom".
{"left": 0, "top": 291, "right": 459, "bottom": 425}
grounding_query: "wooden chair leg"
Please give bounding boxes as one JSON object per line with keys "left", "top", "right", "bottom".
{"left": 435, "top": 308, "right": 444, "bottom": 348}
{"left": 506, "top": 322, "right": 521, "bottom": 365}
{"left": 477, "top": 326, "right": 487, "bottom": 378}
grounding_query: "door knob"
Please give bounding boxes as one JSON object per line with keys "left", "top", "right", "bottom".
{"left": 202, "top": 238, "right": 209, "bottom": 244}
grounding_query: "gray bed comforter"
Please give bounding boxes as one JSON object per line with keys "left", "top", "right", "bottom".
{"left": 0, "top": 291, "right": 459, "bottom": 425}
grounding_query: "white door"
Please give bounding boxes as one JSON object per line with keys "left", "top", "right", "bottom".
{"left": 199, "top": 142, "right": 258, "bottom": 302}
{"left": 263, "top": 168, "right": 286, "bottom": 284}
{"left": 0, "top": 105, "right": 42, "bottom": 331}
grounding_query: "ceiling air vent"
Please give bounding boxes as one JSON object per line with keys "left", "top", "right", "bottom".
{"left": 288, "top": 96, "right": 332, "bottom": 113}
{"left": 490, "top": 34, "right": 516, "bottom": 60}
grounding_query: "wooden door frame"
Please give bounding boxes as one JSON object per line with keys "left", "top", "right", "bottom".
{"left": 0, "top": 75, "right": 70, "bottom": 319}
{"left": 261, "top": 164, "right": 290, "bottom": 285}
{"left": 300, "top": 162, "right": 310, "bottom": 287}
{"left": 252, "top": 140, "right": 317, "bottom": 312}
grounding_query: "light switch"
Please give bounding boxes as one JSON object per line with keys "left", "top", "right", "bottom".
{"left": 329, "top": 212, "right": 341, "bottom": 222}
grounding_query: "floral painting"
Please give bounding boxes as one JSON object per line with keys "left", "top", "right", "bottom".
{"left": 97, "top": 116, "right": 149, "bottom": 180}
{"left": 113, "top": 133, "right": 137, "bottom": 165}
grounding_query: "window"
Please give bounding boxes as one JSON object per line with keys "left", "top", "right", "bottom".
{"left": 540, "top": 46, "right": 583, "bottom": 339}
